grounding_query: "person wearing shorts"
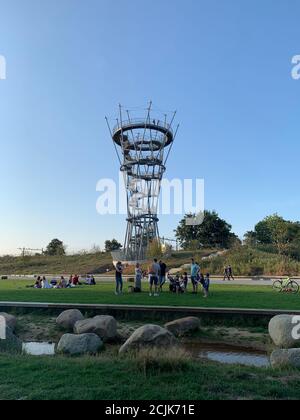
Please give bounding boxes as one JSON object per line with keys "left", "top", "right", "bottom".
{"left": 191, "top": 259, "right": 200, "bottom": 294}
{"left": 148, "top": 259, "right": 161, "bottom": 297}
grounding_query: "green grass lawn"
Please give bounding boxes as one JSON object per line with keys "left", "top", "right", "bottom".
{"left": 1, "top": 280, "right": 300, "bottom": 310}
{"left": 0, "top": 352, "right": 299, "bottom": 400}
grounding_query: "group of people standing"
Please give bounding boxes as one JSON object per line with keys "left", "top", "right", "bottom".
{"left": 115, "top": 259, "right": 167, "bottom": 296}
{"left": 114, "top": 258, "right": 211, "bottom": 298}
{"left": 32, "top": 274, "right": 96, "bottom": 289}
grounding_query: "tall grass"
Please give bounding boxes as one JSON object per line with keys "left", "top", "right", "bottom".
{"left": 124, "top": 347, "right": 193, "bottom": 375}
{"left": 201, "top": 246, "right": 300, "bottom": 276}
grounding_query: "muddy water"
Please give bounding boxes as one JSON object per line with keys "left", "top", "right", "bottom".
{"left": 22, "top": 342, "right": 55, "bottom": 356}
{"left": 185, "top": 343, "right": 270, "bottom": 368}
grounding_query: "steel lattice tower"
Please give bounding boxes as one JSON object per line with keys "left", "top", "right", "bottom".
{"left": 106, "top": 102, "right": 178, "bottom": 262}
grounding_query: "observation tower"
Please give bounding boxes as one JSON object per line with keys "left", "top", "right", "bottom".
{"left": 106, "top": 102, "right": 178, "bottom": 262}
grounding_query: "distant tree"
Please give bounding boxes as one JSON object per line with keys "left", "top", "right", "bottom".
{"left": 105, "top": 239, "right": 122, "bottom": 253}
{"left": 45, "top": 239, "right": 66, "bottom": 256}
{"left": 253, "top": 215, "right": 300, "bottom": 255}
{"left": 175, "top": 211, "right": 237, "bottom": 250}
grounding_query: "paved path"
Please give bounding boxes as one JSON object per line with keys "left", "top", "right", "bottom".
{"left": 211, "top": 279, "right": 273, "bottom": 286}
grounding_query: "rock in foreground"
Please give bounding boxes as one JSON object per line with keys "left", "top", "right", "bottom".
{"left": 165, "top": 317, "right": 200, "bottom": 337}
{"left": 57, "top": 333, "right": 103, "bottom": 356}
{"left": 119, "top": 324, "right": 178, "bottom": 354}
{"left": 74, "top": 316, "right": 118, "bottom": 342}
{"left": 271, "top": 349, "right": 300, "bottom": 369}
{"left": 269, "top": 315, "right": 300, "bottom": 349}
{"left": 56, "top": 309, "right": 84, "bottom": 331}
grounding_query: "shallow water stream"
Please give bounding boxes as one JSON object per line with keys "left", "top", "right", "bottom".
{"left": 22, "top": 342, "right": 56, "bottom": 356}
{"left": 185, "top": 343, "right": 270, "bottom": 368}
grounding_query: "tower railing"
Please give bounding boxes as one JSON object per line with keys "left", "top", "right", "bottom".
{"left": 113, "top": 119, "right": 174, "bottom": 136}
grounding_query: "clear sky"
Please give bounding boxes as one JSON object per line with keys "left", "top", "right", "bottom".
{"left": 0, "top": 0, "right": 300, "bottom": 255}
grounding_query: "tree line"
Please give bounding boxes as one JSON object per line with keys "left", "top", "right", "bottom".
{"left": 41, "top": 212, "right": 300, "bottom": 261}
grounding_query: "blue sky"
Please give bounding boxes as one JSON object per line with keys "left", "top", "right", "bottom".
{"left": 0, "top": 0, "right": 300, "bottom": 255}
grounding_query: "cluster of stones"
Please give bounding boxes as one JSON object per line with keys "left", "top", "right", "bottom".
{"left": 0, "top": 309, "right": 201, "bottom": 357}
{"left": 269, "top": 315, "right": 300, "bottom": 369}
{"left": 56, "top": 311, "right": 201, "bottom": 356}
{"left": 56, "top": 310, "right": 118, "bottom": 355}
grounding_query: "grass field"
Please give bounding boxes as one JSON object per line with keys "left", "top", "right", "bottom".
{"left": 1, "top": 280, "right": 300, "bottom": 311}
{"left": 0, "top": 351, "right": 300, "bottom": 400}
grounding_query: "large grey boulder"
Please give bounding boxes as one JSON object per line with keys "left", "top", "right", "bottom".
{"left": 269, "top": 315, "right": 300, "bottom": 348}
{"left": 57, "top": 333, "right": 103, "bottom": 356}
{"left": 165, "top": 317, "right": 200, "bottom": 337}
{"left": 119, "top": 324, "right": 178, "bottom": 354}
{"left": 271, "top": 349, "right": 300, "bottom": 369}
{"left": 74, "top": 316, "right": 118, "bottom": 342}
{"left": 56, "top": 309, "right": 84, "bottom": 331}
{"left": 0, "top": 327, "right": 22, "bottom": 354}
{"left": 0, "top": 313, "right": 17, "bottom": 331}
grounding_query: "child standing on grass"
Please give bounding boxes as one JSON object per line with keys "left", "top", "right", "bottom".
{"left": 203, "top": 273, "right": 210, "bottom": 298}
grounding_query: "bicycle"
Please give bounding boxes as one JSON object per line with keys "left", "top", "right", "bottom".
{"left": 273, "top": 278, "right": 299, "bottom": 294}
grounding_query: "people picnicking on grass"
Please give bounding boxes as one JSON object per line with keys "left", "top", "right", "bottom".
{"left": 28, "top": 273, "right": 97, "bottom": 289}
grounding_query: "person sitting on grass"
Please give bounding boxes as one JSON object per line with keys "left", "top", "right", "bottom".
{"left": 169, "top": 275, "right": 185, "bottom": 294}
{"left": 34, "top": 277, "right": 42, "bottom": 289}
{"left": 50, "top": 278, "right": 58, "bottom": 287}
{"left": 72, "top": 274, "right": 82, "bottom": 286}
{"left": 42, "top": 277, "right": 52, "bottom": 289}
{"left": 85, "top": 275, "right": 91, "bottom": 285}
{"left": 178, "top": 275, "right": 186, "bottom": 294}
{"left": 58, "top": 276, "right": 67, "bottom": 289}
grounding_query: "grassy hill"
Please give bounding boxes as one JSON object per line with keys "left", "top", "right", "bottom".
{"left": 0, "top": 250, "right": 213, "bottom": 276}
{"left": 1, "top": 246, "right": 300, "bottom": 276}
